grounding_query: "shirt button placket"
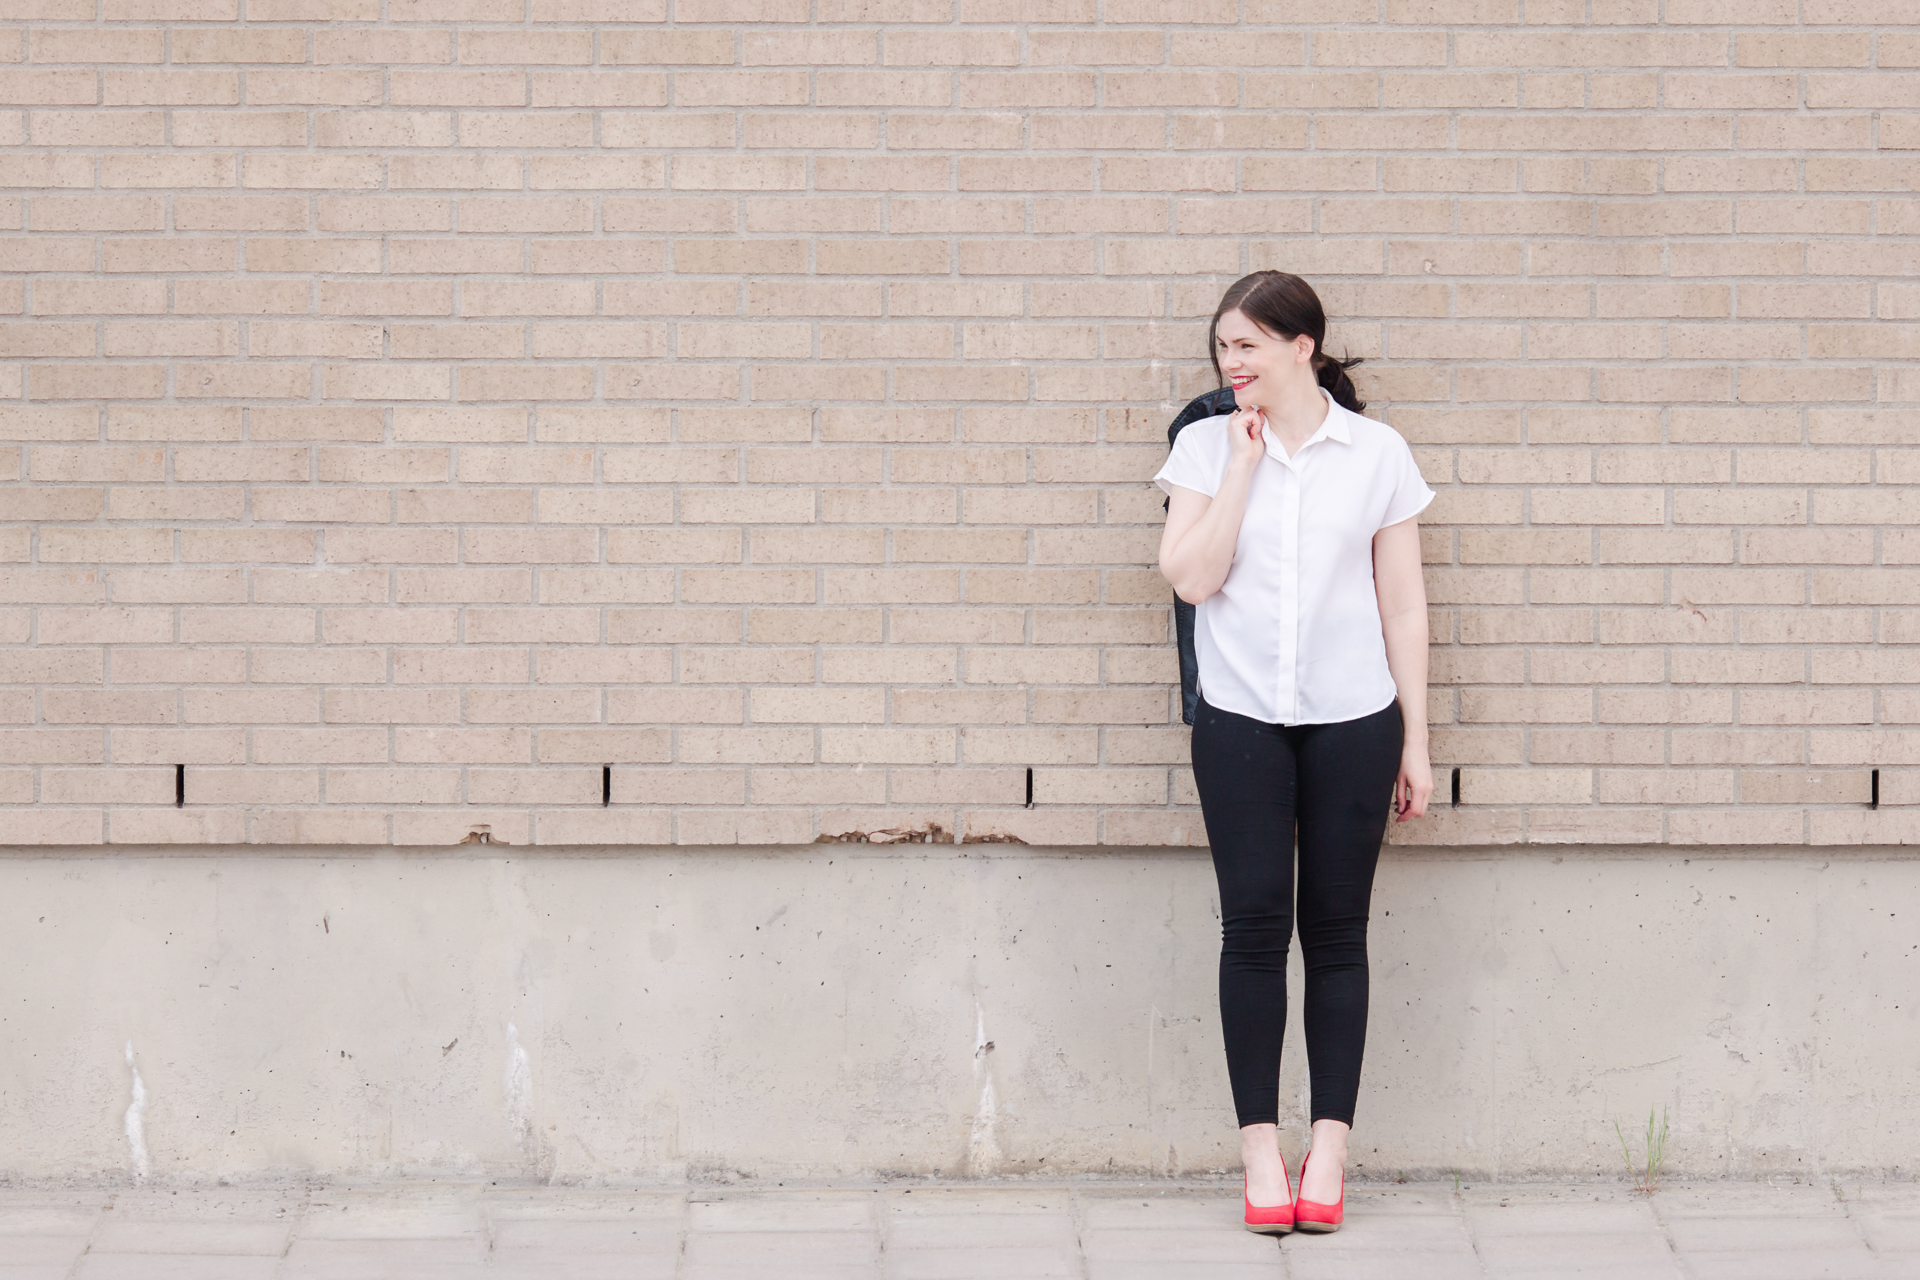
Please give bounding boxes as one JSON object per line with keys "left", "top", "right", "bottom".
{"left": 1277, "top": 461, "right": 1301, "bottom": 725}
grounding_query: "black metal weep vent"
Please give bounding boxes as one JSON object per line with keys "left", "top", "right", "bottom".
{"left": 1450, "top": 767, "right": 1461, "bottom": 808}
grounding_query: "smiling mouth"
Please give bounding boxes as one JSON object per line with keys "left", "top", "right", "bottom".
{"left": 1231, "top": 376, "right": 1256, "bottom": 387}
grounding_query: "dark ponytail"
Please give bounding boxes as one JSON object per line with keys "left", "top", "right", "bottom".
{"left": 1316, "top": 353, "right": 1365, "bottom": 415}
{"left": 1208, "top": 270, "right": 1366, "bottom": 415}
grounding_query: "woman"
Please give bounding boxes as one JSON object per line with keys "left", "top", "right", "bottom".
{"left": 1152, "top": 271, "right": 1434, "bottom": 1236}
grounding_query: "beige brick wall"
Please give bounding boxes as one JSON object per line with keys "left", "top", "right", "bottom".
{"left": 2, "top": 3, "right": 1916, "bottom": 848}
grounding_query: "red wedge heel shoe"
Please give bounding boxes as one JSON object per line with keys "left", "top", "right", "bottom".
{"left": 1242, "top": 1161, "right": 1295, "bottom": 1235}
{"left": 1292, "top": 1150, "right": 1344, "bottom": 1233}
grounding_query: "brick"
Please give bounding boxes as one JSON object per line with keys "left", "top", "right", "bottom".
{"left": 1598, "top": 530, "right": 1732, "bottom": 565}
{"left": 1605, "top": 687, "right": 1743, "bottom": 725}
{"left": 103, "top": 569, "right": 247, "bottom": 606}
{"left": 1666, "top": 0, "right": 1793, "bottom": 18}
{"left": 0, "top": 729, "right": 102, "bottom": 766}
{"left": 1668, "top": 731, "right": 1801, "bottom": 767}
{"left": 1460, "top": 689, "right": 1592, "bottom": 724}
{"left": 1741, "top": 529, "right": 1872, "bottom": 565}
{"left": 1669, "top": 567, "right": 1805, "bottom": 606}
{"left": 1668, "top": 809, "right": 1805, "bottom": 845}
{"left": 1520, "top": 809, "right": 1658, "bottom": 840}
{"left": 1599, "top": 770, "right": 1736, "bottom": 806}
{"left": 1461, "top": 768, "right": 1592, "bottom": 807}
{"left": 1457, "top": 32, "right": 1726, "bottom": 69}
{"left": 1670, "top": 648, "right": 1806, "bottom": 684}
{"left": 44, "top": 690, "right": 176, "bottom": 725}
{"left": 1809, "top": 808, "right": 1920, "bottom": 847}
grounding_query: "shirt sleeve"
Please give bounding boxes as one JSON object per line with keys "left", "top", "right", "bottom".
{"left": 1377, "top": 432, "right": 1436, "bottom": 530}
{"left": 1152, "top": 421, "right": 1223, "bottom": 499}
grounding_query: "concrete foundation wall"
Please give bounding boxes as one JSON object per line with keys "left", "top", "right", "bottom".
{"left": 1, "top": 845, "right": 1915, "bottom": 1184}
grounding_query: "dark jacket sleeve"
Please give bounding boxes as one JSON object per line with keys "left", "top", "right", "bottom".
{"left": 1163, "top": 387, "right": 1240, "bottom": 726}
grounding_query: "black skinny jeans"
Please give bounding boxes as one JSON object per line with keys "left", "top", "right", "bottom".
{"left": 1189, "top": 693, "right": 1403, "bottom": 1130}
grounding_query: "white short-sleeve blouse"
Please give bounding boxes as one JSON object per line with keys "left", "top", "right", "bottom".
{"left": 1151, "top": 385, "right": 1434, "bottom": 727}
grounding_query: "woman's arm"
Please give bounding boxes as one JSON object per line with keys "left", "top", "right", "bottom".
{"left": 1157, "top": 409, "right": 1265, "bottom": 604}
{"left": 1373, "top": 515, "right": 1432, "bottom": 820}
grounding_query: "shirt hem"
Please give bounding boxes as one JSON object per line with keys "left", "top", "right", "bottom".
{"left": 1195, "top": 689, "right": 1400, "bottom": 730}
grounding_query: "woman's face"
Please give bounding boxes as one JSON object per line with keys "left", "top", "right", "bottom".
{"left": 1215, "top": 308, "right": 1314, "bottom": 412}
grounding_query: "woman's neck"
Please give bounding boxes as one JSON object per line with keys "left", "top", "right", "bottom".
{"left": 1260, "top": 382, "right": 1330, "bottom": 459}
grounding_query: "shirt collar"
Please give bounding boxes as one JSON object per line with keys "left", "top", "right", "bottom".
{"left": 1261, "top": 386, "right": 1350, "bottom": 458}
{"left": 1316, "top": 386, "right": 1351, "bottom": 443}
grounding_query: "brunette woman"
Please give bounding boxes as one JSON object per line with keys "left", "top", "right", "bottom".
{"left": 1152, "top": 271, "right": 1434, "bottom": 1236}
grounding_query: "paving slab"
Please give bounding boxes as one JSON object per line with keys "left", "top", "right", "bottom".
{"left": 1466, "top": 1197, "right": 1664, "bottom": 1234}
{"left": 277, "top": 1236, "right": 491, "bottom": 1280}
{"left": 1663, "top": 1213, "right": 1871, "bottom": 1251}
{"left": 489, "top": 1216, "right": 683, "bottom": 1251}
{"left": 682, "top": 1265, "right": 884, "bottom": 1280}
{"left": 490, "top": 1260, "right": 677, "bottom": 1280}
{"left": 284, "top": 1234, "right": 488, "bottom": 1258}
{"left": 881, "top": 1244, "right": 1083, "bottom": 1279}
{"left": 0, "top": 1237, "right": 89, "bottom": 1266}
{"left": 1341, "top": 1186, "right": 1461, "bottom": 1214}
{"left": 278, "top": 1259, "right": 491, "bottom": 1280}
{"left": 1655, "top": 1182, "right": 1853, "bottom": 1215}
{"left": 883, "top": 1187, "right": 1076, "bottom": 1216}
{"left": 681, "top": 1227, "right": 882, "bottom": 1267}
{"left": 89, "top": 1218, "right": 292, "bottom": 1254}
{"left": 0, "top": 1197, "right": 102, "bottom": 1236}
{"left": 1473, "top": 1243, "right": 1686, "bottom": 1280}
{"left": 1079, "top": 1224, "right": 1284, "bottom": 1263}
{"left": 1086, "top": 1261, "right": 1284, "bottom": 1280}
{"left": 883, "top": 1211, "right": 1079, "bottom": 1249}
{"left": 1090, "top": 1258, "right": 1282, "bottom": 1280}
{"left": 292, "top": 1188, "right": 486, "bottom": 1241}
{"left": 1678, "top": 1254, "right": 1903, "bottom": 1280}
{"left": 1853, "top": 1207, "right": 1920, "bottom": 1252}
{"left": 71, "top": 1257, "right": 281, "bottom": 1280}
{"left": 1291, "top": 1210, "right": 1471, "bottom": 1249}
{"left": 1077, "top": 1189, "right": 1258, "bottom": 1231}
{"left": 1478, "top": 1266, "right": 1686, "bottom": 1280}
{"left": 686, "top": 1190, "right": 880, "bottom": 1232}
{"left": 1286, "top": 1247, "right": 1485, "bottom": 1280}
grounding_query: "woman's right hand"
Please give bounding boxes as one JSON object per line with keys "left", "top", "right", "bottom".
{"left": 1161, "top": 402, "right": 1264, "bottom": 604}
{"left": 1227, "top": 403, "right": 1267, "bottom": 472}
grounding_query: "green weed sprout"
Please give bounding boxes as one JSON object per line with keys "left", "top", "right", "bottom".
{"left": 1614, "top": 1105, "right": 1669, "bottom": 1194}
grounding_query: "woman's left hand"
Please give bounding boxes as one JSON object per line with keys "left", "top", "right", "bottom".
{"left": 1394, "top": 745, "right": 1433, "bottom": 821}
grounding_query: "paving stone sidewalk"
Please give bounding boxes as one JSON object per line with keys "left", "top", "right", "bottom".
{"left": 2, "top": 1176, "right": 1916, "bottom": 1279}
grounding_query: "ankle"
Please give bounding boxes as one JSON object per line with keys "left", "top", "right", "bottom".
{"left": 1307, "top": 1120, "right": 1350, "bottom": 1160}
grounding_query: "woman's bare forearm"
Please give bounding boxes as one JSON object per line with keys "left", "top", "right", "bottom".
{"left": 1159, "top": 460, "right": 1257, "bottom": 604}
{"left": 1381, "top": 608, "right": 1429, "bottom": 748}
